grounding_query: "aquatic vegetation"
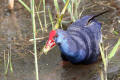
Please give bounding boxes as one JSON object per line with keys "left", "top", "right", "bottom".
{"left": 108, "top": 38, "right": 120, "bottom": 60}
{"left": 19, "top": 0, "right": 39, "bottom": 80}
{"left": 19, "top": 0, "right": 70, "bottom": 80}
{"left": 4, "top": 45, "right": 13, "bottom": 75}
{"left": 100, "top": 38, "right": 120, "bottom": 80}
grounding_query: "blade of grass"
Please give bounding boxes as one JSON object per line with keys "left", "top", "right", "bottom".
{"left": 43, "top": 0, "right": 47, "bottom": 32}
{"left": 61, "top": 0, "right": 70, "bottom": 15}
{"left": 31, "top": 0, "right": 39, "bottom": 80}
{"left": 108, "top": 38, "right": 120, "bottom": 59}
{"left": 9, "top": 44, "right": 13, "bottom": 72}
{"left": 75, "top": 0, "right": 81, "bottom": 19}
{"left": 74, "top": 0, "right": 78, "bottom": 19}
{"left": 35, "top": 4, "right": 43, "bottom": 31}
{"left": 71, "top": 0, "right": 74, "bottom": 20}
{"left": 79, "top": 6, "right": 84, "bottom": 18}
{"left": 99, "top": 44, "right": 108, "bottom": 80}
{"left": 4, "top": 50, "right": 6, "bottom": 74}
{"left": 37, "top": 0, "right": 42, "bottom": 11}
{"left": 113, "top": 31, "right": 119, "bottom": 35}
{"left": 99, "top": 44, "right": 107, "bottom": 70}
{"left": 62, "top": 0, "right": 75, "bottom": 21}
{"left": 54, "top": 0, "right": 60, "bottom": 14}
{"left": 100, "top": 70, "right": 104, "bottom": 80}
{"left": 5, "top": 51, "right": 10, "bottom": 74}
{"left": 54, "top": 0, "right": 70, "bottom": 30}
{"left": 48, "top": 7, "right": 54, "bottom": 29}
{"left": 62, "top": 0, "right": 71, "bottom": 14}
{"left": 4, "top": 44, "right": 13, "bottom": 75}
{"left": 18, "top": 0, "right": 31, "bottom": 13}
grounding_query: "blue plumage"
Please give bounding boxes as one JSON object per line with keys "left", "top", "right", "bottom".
{"left": 55, "top": 15, "right": 102, "bottom": 64}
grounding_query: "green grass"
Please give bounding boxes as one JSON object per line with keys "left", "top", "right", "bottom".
{"left": 18, "top": 0, "right": 39, "bottom": 80}
{"left": 62, "top": 0, "right": 82, "bottom": 22}
{"left": 53, "top": 0, "right": 70, "bottom": 30}
{"left": 99, "top": 44, "right": 108, "bottom": 80}
{"left": 35, "top": 4, "right": 43, "bottom": 32}
{"left": 108, "top": 38, "right": 120, "bottom": 60}
{"left": 18, "top": 0, "right": 31, "bottom": 13}
{"left": 31, "top": 0, "right": 39, "bottom": 80}
{"left": 48, "top": 7, "right": 54, "bottom": 29}
{"left": 54, "top": 0, "right": 60, "bottom": 14}
{"left": 4, "top": 45, "right": 13, "bottom": 75}
{"left": 43, "top": 0, "right": 47, "bottom": 32}
{"left": 99, "top": 38, "right": 120, "bottom": 80}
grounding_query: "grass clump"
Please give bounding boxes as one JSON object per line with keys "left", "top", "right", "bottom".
{"left": 100, "top": 38, "right": 120, "bottom": 80}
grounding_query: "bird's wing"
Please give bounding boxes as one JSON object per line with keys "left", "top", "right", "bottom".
{"left": 86, "top": 20, "right": 102, "bottom": 43}
{"left": 67, "top": 15, "right": 93, "bottom": 31}
{"left": 66, "top": 19, "right": 102, "bottom": 60}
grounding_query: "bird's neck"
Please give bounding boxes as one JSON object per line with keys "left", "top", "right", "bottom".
{"left": 59, "top": 37, "right": 77, "bottom": 57}
{"left": 60, "top": 39, "right": 87, "bottom": 63}
{"left": 58, "top": 36, "right": 87, "bottom": 63}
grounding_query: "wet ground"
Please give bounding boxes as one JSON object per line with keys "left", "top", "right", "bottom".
{"left": 0, "top": 0, "right": 120, "bottom": 80}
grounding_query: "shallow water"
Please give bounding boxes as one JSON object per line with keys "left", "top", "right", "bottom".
{"left": 0, "top": 0, "right": 120, "bottom": 80}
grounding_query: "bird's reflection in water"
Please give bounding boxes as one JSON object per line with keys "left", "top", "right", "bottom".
{"left": 60, "top": 62, "right": 101, "bottom": 80}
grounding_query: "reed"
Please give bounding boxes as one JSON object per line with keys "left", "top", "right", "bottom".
{"left": 4, "top": 45, "right": 13, "bottom": 75}
{"left": 35, "top": 4, "right": 44, "bottom": 32}
{"left": 30, "top": 0, "right": 39, "bottom": 80}
{"left": 54, "top": 0, "right": 60, "bottom": 14}
{"left": 99, "top": 38, "right": 120, "bottom": 80}
{"left": 43, "top": 0, "right": 47, "bottom": 32}
{"left": 62, "top": 0, "right": 82, "bottom": 22}
{"left": 53, "top": 0, "right": 70, "bottom": 30}
{"left": 99, "top": 44, "right": 108, "bottom": 80}
{"left": 19, "top": 0, "right": 39, "bottom": 80}
{"left": 18, "top": 0, "right": 31, "bottom": 13}
{"left": 48, "top": 7, "right": 54, "bottom": 29}
{"left": 108, "top": 38, "right": 120, "bottom": 60}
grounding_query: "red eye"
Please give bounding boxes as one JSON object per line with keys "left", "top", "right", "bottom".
{"left": 54, "top": 34, "right": 58, "bottom": 38}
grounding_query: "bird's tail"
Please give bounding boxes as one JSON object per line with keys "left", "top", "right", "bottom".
{"left": 87, "top": 9, "right": 111, "bottom": 24}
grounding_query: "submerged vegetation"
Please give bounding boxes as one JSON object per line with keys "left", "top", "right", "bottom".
{"left": 2, "top": 0, "right": 120, "bottom": 80}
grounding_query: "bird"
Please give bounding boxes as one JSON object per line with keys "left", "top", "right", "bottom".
{"left": 43, "top": 11, "right": 109, "bottom": 64}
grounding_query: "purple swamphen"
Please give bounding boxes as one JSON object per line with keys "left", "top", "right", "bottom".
{"left": 43, "top": 11, "right": 108, "bottom": 64}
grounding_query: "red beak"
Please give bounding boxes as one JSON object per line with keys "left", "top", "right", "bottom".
{"left": 43, "top": 39, "right": 56, "bottom": 54}
{"left": 46, "top": 39, "right": 56, "bottom": 49}
{"left": 43, "top": 30, "right": 56, "bottom": 53}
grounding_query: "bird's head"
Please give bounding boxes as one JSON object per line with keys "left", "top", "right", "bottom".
{"left": 43, "top": 29, "right": 68, "bottom": 54}
{"left": 43, "top": 30, "right": 57, "bottom": 54}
